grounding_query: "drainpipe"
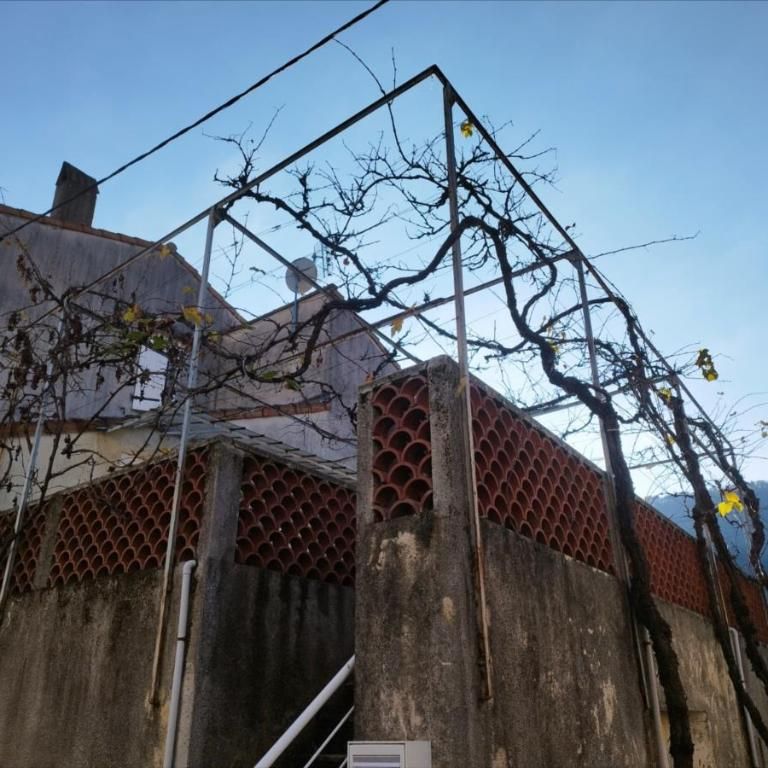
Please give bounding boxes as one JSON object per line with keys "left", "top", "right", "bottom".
{"left": 162, "top": 560, "right": 196, "bottom": 768}
{"left": 729, "top": 627, "right": 760, "bottom": 768}
{"left": 642, "top": 629, "right": 670, "bottom": 768}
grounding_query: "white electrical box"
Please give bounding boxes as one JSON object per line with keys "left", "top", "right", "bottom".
{"left": 347, "top": 741, "right": 431, "bottom": 768}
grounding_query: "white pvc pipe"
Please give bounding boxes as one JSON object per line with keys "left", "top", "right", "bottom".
{"left": 150, "top": 208, "right": 217, "bottom": 702}
{"left": 162, "top": 560, "right": 197, "bottom": 768}
{"left": 0, "top": 316, "right": 64, "bottom": 612}
{"left": 255, "top": 655, "right": 355, "bottom": 768}
{"left": 643, "top": 629, "right": 670, "bottom": 768}
{"left": 729, "top": 627, "right": 760, "bottom": 767}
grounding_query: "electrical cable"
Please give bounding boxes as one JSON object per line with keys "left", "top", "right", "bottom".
{"left": 0, "top": 0, "right": 390, "bottom": 245}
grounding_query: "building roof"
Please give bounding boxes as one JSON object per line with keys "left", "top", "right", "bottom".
{"left": 111, "top": 409, "right": 356, "bottom": 487}
{"left": 0, "top": 203, "right": 243, "bottom": 326}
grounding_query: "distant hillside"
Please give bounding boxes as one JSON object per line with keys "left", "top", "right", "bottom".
{"left": 649, "top": 481, "right": 768, "bottom": 573}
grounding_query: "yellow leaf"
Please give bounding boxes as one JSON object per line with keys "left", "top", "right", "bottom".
{"left": 390, "top": 316, "right": 404, "bottom": 336}
{"left": 460, "top": 120, "right": 474, "bottom": 138}
{"left": 717, "top": 501, "right": 735, "bottom": 517}
{"left": 204, "top": 313, "right": 214, "bottom": 324}
{"left": 658, "top": 387, "right": 672, "bottom": 403}
{"left": 548, "top": 339, "right": 560, "bottom": 356}
{"left": 182, "top": 306, "right": 203, "bottom": 326}
{"left": 704, "top": 369, "right": 718, "bottom": 382}
{"left": 723, "top": 490, "right": 744, "bottom": 512}
{"left": 122, "top": 304, "right": 141, "bottom": 323}
{"left": 157, "top": 244, "right": 172, "bottom": 259}
{"left": 665, "top": 434, "right": 676, "bottom": 446}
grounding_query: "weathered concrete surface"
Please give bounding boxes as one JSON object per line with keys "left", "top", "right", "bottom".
{"left": 355, "top": 513, "right": 488, "bottom": 766}
{"left": 355, "top": 357, "right": 760, "bottom": 767}
{"left": 178, "top": 560, "right": 355, "bottom": 768}
{"left": 0, "top": 570, "right": 178, "bottom": 768}
{"left": 658, "top": 602, "right": 752, "bottom": 767}
{"left": 0, "top": 440, "right": 356, "bottom": 768}
{"left": 741, "top": 640, "right": 768, "bottom": 766}
{"left": 355, "top": 512, "right": 650, "bottom": 767}
{"left": 483, "top": 520, "right": 649, "bottom": 767}
{"left": 356, "top": 358, "right": 487, "bottom": 765}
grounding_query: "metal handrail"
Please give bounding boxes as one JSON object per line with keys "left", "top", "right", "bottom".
{"left": 302, "top": 705, "right": 354, "bottom": 768}
{"left": 254, "top": 655, "right": 355, "bottom": 768}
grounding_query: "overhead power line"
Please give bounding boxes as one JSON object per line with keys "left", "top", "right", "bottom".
{"left": 0, "top": 0, "right": 390, "bottom": 245}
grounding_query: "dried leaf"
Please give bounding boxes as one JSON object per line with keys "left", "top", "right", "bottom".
{"left": 182, "top": 306, "right": 203, "bottom": 326}
{"left": 460, "top": 120, "right": 474, "bottom": 138}
{"left": 695, "top": 348, "right": 719, "bottom": 382}
{"left": 122, "top": 304, "right": 141, "bottom": 324}
{"left": 390, "top": 316, "right": 404, "bottom": 336}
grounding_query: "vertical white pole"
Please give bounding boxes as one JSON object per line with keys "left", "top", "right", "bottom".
{"left": 0, "top": 316, "right": 64, "bottom": 612}
{"left": 150, "top": 209, "right": 217, "bottom": 702}
{"left": 442, "top": 85, "right": 493, "bottom": 700}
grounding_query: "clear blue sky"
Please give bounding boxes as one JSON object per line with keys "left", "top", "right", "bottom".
{"left": 2, "top": 0, "right": 766, "bottom": 486}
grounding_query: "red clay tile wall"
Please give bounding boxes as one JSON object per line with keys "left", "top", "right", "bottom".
{"left": 635, "top": 500, "right": 710, "bottom": 617}
{"left": 370, "top": 373, "right": 433, "bottom": 522}
{"left": 0, "top": 504, "right": 47, "bottom": 594}
{"left": 236, "top": 455, "right": 356, "bottom": 587}
{"left": 366, "top": 367, "right": 767, "bottom": 639}
{"left": 471, "top": 384, "right": 614, "bottom": 573}
{"left": 47, "top": 448, "right": 208, "bottom": 586}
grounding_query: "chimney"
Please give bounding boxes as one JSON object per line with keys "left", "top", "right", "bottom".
{"left": 51, "top": 161, "right": 98, "bottom": 227}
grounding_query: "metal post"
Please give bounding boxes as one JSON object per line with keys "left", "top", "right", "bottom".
{"left": 0, "top": 315, "right": 64, "bottom": 613}
{"left": 443, "top": 84, "right": 493, "bottom": 701}
{"left": 573, "top": 257, "right": 627, "bottom": 579}
{"left": 729, "top": 627, "right": 761, "bottom": 768}
{"left": 573, "top": 257, "right": 659, "bottom": 720}
{"left": 643, "top": 629, "right": 671, "bottom": 768}
{"left": 149, "top": 208, "right": 218, "bottom": 703}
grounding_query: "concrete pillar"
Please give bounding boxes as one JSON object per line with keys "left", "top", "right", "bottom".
{"left": 194, "top": 442, "right": 245, "bottom": 564}
{"left": 173, "top": 441, "right": 244, "bottom": 768}
{"left": 32, "top": 496, "right": 63, "bottom": 590}
{"left": 355, "top": 356, "right": 488, "bottom": 766}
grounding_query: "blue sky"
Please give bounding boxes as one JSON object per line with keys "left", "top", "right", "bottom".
{"left": 2, "top": 0, "right": 766, "bottom": 486}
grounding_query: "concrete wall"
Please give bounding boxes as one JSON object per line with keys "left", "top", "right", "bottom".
{"left": 0, "top": 440, "right": 356, "bottom": 768}
{"left": 0, "top": 570, "right": 178, "bottom": 768}
{"left": 355, "top": 357, "right": 761, "bottom": 767}
{"left": 657, "top": 602, "right": 762, "bottom": 767}
{"left": 176, "top": 443, "right": 356, "bottom": 768}
{"left": 179, "top": 560, "right": 354, "bottom": 768}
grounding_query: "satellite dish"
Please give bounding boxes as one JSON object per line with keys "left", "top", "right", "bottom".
{"left": 285, "top": 257, "right": 317, "bottom": 295}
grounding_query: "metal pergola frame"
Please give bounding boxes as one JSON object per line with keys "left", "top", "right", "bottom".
{"left": 0, "top": 65, "right": 733, "bottom": 746}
